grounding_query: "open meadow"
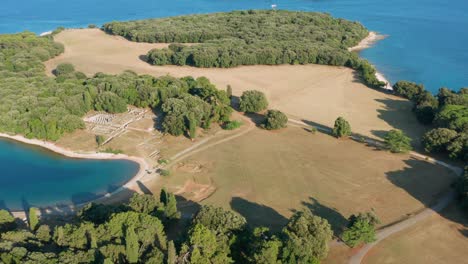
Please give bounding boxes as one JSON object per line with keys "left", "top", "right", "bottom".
{"left": 45, "top": 29, "right": 427, "bottom": 143}
{"left": 147, "top": 125, "right": 457, "bottom": 232}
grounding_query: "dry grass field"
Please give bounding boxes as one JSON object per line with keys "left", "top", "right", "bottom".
{"left": 363, "top": 205, "right": 468, "bottom": 264}
{"left": 45, "top": 29, "right": 426, "bottom": 142}
{"left": 147, "top": 126, "right": 457, "bottom": 231}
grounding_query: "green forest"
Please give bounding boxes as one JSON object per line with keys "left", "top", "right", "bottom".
{"left": 103, "top": 10, "right": 384, "bottom": 88}
{"left": 392, "top": 81, "right": 467, "bottom": 161}
{"left": 0, "top": 192, "right": 338, "bottom": 264}
{"left": 0, "top": 32, "right": 232, "bottom": 141}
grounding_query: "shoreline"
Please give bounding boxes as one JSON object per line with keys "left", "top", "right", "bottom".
{"left": 0, "top": 133, "right": 151, "bottom": 215}
{"left": 349, "top": 31, "right": 393, "bottom": 90}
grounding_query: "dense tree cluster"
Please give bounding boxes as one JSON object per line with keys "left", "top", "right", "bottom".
{"left": 457, "top": 166, "right": 468, "bottom": 213}
{"left": 0, "top": 194, "right": 337, "bottom": 264}
{"left": 103, "top": 10, "right": 384, "bottom": 88}
{"left": 393, "top": 81, "right": 467, "bottom": 161}
{"left": 0, "top": 32, "right": 233, "bottom": 140}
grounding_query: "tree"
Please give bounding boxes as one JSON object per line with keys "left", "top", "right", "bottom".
{"left": 281, "top": 211, "right": 332, "bottom": 263}
{"left": 163, "top": 193, "right": 181, "bottom": 220}
{"left": 183, "top": 224, "right": 232, "bottom": 264}
{"left": 54, "top": 63, "right": 75, "bottom": 76}
{"left": 239, "top": 90, "right": 268, "bottom": 113}
{"left": 263, "top": 110, "right": 288, "bottom": 130}
{"left": 28, "top": 207, "right": 39, "bottom": 231}
{"left": 384, "top": 129, "right": 412, "bottom": 153}
{"left": 392, "top": 81, "right": 424, "bottom": 100}
{"left": 0, "top": 209, "right": 16, "bottom": 232}
{"left": 332, "top": 117, "right": 351, "bottom": 138}
{"left": 341, "top": 211, "right": 380, "bottom": 247}
{"left": 193, "top": 205, "right": 246, "bottom": 235}
{"left": 35, "top": 225, "right": 51, "bottom": 242}
{"left": 128, "top": 193, "right": 162, "bottom": 215}
{"left": 226, "top": 85, "right": 233, "bottom": 99}
{"left": 167, "top": 240, "right": 177, "bottom": 264}
{"left": 94, "top": 92, "right": 128, "bottom": 113}
{"left": 422, "top": 128, "right": 458, "bottom": 153}
{"left": 96, "top": 135, "right": 105, "bottom": 146}
{"left": 125, "top": 226, "right": 139, "bottom": 263}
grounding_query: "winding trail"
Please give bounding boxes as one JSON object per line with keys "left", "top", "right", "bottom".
{"left": 288, "top": 118, "right": 463, "bottom": 264}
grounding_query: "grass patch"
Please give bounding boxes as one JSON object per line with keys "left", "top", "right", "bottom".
{"left": 222, "top": 120, "right": 243, "bottom": 130}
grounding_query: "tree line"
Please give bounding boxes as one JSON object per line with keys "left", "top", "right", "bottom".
{"left": 392, "top": 81, "right": 467, "bottom": 161}
{"left": 0, "top": 32, "right": 233, "bottom": 141}
{"left": 0, "top": 190, "right": 381, "bottom": 264}
{"left": 102, "top": 10, "right": 384, "bottom": 88}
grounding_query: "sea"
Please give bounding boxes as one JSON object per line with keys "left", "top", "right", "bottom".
{"left": 0, "top": 139, "right": 139, "bottom": 210}
{"left": 1, "top": 0, "right": 467, "bottom": 93}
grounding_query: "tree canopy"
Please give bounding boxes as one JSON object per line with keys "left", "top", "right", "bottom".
{"left": 103, "top": 10, "right": 384, "bottom": 88}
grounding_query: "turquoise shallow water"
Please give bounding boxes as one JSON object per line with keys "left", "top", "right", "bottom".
{"left": 1, "top": 0, "right": 467, "bottom": 92}
{"left": 0, "top": 139, "right": 139, "bottom": 211}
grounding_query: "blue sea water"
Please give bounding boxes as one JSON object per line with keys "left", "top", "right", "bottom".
{"left": 0, "top": 139, "right": 139, "bottom": 210}
{"left": 1, "top": 0, "right": 467, "bottom": 92}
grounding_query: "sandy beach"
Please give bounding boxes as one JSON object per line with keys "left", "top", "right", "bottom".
{"left": 0, "top": 133, "right": 151, "bottom": 211}
{"left": 349, "top": 31, "right": 393, "bottom": 90}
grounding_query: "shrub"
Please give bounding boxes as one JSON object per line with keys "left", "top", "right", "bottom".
{"left": 384, "top": 129, "right": 412, "bottom": 153}
{"left": 341, "top": 212, "right": 380, "bottom": 247}
{"left": 0, "top": 210, "right": 16, "bottom": 232}
{"left": 422, "top": 128, "right": 458, "bottom": 153}
{"left": 88, "top": 24, "right": 97, "bottom": 28}
{"left": 332, "top": 117, "right": 351, "bottom": 138}
{"left": 392, "top": 81, "right": 424, "bottom": 100}
{"left": 160, "top": 169, "right": 171, "bottom": 177}
{"left": 96, "top": 135, "right": 105, "bottom": 146}
{"left": 263, "top": 110, "right": 288, "bottom": 130}
{"left": 223, "top": 120, "right": 243, "bottom": 130}
{"left": 239, "top": 90, "right": 268, "bottom": 113}
{"left": 54, "top": 63, "right": 75, "bottom": 76}
{"left": 103, "top": 148, "right": 124, "bottom": 154}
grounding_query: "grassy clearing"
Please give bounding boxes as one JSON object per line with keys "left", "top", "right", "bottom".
{"left": 363, "top": 204, "right": 468, "bottom": 264}
{"left": 151, "top": 126, "right": 457, "bottom": 231}
{"left": 45, "top": 29, "right": 426, "bottom": 142}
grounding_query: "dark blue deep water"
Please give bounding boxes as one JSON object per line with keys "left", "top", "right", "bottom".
{"left": 0, "top": 139, "right": 139, "bottom": 210}
{"left": 1, "top": 0, "right": 467, "bottom": 92}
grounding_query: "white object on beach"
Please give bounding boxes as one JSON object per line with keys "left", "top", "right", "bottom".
{"left": 39, "top": 31, "right": 52, "bottom": 37}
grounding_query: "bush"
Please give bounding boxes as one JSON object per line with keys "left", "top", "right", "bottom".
{"left": 160, "top": 169, "right": 171, "bottom": 177}
{"left": 332, "top": 117, "right": 351, "bottom": 138}
{"left": 263, "top": 110, "right": 288, "bottom": 130}
{"left": 239, "top": 90, "right": 268, "bottom": 113}
{"left": 392, "top": 81, "right": 424, "bottom": 100}
{"left": 103, "top": 148, "right": 124, "bottom": 154}
{"left": 341, "top": 212, "right": 380, "bottom": 247}
{"left": 384, "top": 129, "right": 412, "bottom": 153}
{"left": 88, "top": 24, "right": 97, "bottom": 28}
{"left": 54, "top": 63, "right": 75, "bottom": 76}
{"left": 223, "top": 120, "right": 243, "bottom": 130}
{"left": 422, "top": 128, "right": 458, "bottom": 153}
{"left": 28, "top": 207, "right": 39, "bottom": 231}
{"left": 0, "top": 209, "right": 16, "bottom": 232}
{"left": 96, "top": 135, "right": 105, "bottom": 146}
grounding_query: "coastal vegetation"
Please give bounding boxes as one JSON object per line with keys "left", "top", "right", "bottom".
{"left": 392, "top": 81, "right": 467, "bottom": 161}
{"left": 0, "top": 193, "right": 336, "bottom": 264}
{"left": 384, "top": 129, "right": 412, "bottom": 153}
{"left": 0, "top": 32, "right": 233, "bottom": 140}
{"left": 102, "top": 10, "right": 384, "bottom": 88}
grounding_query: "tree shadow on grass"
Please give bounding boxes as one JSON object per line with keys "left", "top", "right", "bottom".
{"left": 230, "top": 196, "right": 287, "bottom": 232}
{"left": 300, "top": 197, "right": 348, "bottom": 237}
{"left": 385, "top": 157, "right": 466, "bottom": 227}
